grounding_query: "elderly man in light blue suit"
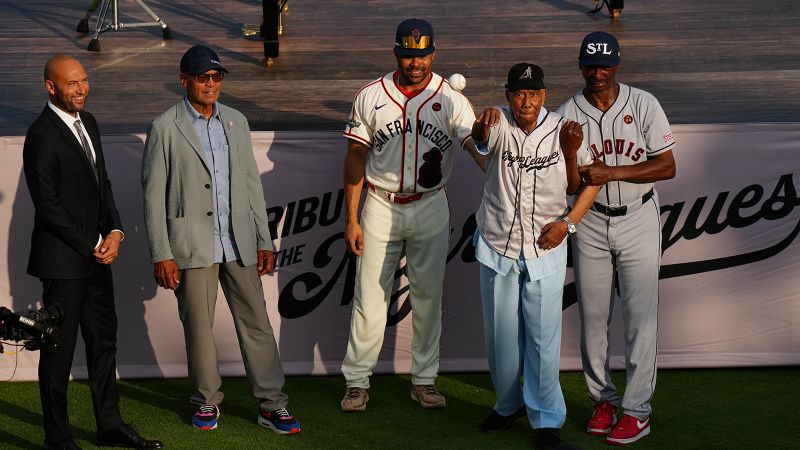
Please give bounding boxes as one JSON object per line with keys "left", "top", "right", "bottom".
{"left": 141, "top": 45, "right": 300, "bottom": 435}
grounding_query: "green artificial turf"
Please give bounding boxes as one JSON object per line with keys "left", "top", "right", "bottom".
{"left": 0, "top": 368, "right": 797, "bottom": 449}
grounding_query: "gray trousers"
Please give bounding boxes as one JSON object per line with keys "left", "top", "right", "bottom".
{"left": 572, "top": 197, "right": 660, "bottom": 420}
{"left": 176, "top": 260, "right": 287, "bottom": 410}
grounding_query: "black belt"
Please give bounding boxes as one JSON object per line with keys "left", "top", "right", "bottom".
{"left": 592, "top": 189, "right": 654, "bottom": 217}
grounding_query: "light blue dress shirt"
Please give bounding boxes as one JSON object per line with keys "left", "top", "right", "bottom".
{"left": 184, "top": 98, "right": 240, "bottom": 263}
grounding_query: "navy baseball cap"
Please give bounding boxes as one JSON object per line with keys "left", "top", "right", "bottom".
{"left": 578, "top": 31, "right": 621, "bottom": 67}
{"left": 394, "top": 18, "right": 435, "bottom": 57}
{"left": 180, "top": 45, "right": 229, "bottom": 75}
{"left": 505, "top": 63, "right": 546, "bottom": 91}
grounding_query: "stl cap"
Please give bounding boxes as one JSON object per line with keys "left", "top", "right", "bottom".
{"left": 579, "top": 31, "right": 620, "bottom": 67}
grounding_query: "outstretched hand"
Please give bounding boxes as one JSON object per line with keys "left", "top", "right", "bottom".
{"left": 472, "top": 108, "right": 502, "bottom": 143}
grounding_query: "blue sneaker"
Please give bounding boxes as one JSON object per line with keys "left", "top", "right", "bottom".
{"left": 193, "top": 405, "right": 220, "bottom": 430}
{"left": 258, "top": 407, "right": 301, "bottom": 435}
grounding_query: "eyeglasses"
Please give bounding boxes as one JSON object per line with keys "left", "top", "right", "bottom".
{"left": 184, "top": 72, "right": 225, "bottom": 83}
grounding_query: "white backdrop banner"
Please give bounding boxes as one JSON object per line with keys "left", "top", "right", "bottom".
{"left": 1, "top": 123, "right": 798, "bottom": 381}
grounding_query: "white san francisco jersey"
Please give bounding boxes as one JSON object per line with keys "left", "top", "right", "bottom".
{"left": 476, "top": 107, "right": 570, "bottom": 260}
{"left": 344, "top": 71, "right": 475, "bottom": 193}
{"left": 557, "top": 83, "right": 675, "bottom": 206}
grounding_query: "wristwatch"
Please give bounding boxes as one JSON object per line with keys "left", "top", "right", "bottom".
{"left": 563, "top": 216, "right": 577, "bottom": 235}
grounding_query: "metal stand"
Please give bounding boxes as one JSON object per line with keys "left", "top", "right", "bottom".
{"left": 82, "top": 0, "right": 172, "bottom": 52}
{"left": 76, "top": 0, "right": 102, "bottom": 33}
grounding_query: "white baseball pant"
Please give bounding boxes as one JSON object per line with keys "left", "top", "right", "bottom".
{"left": 342, "top": 187, "right": 450, "bottom": 388}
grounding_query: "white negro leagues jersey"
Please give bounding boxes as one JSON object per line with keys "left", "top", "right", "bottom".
{"left": 344, "top": 72, "right": 475, "bottom": 193}
{"left": 476, "top": 106, "right": 570, "bottom": 260}
{"left": 557, "top": 83, "right": 675, "bottom": 206}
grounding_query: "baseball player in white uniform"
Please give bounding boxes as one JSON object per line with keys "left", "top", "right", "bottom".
{"left": 471, "top": 62, "right": 599, "bottom": 450}
{"left": 557, "top": 31, "right": 677, "bottom": 445}
{"left": 340, "top": 18, "right": 477, "bottom": 412}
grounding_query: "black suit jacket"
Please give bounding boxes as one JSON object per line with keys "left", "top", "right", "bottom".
{"left": 23, "top": 105, "right": 123, "bottom": 279}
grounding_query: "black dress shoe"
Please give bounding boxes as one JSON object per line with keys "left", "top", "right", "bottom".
{"left": 97, "top": 423, "right": 164, "bottom": 449}
{"left": 535, "top": 428, "right": 562, "bottom": 450}
{"left": 479, "top": 406, "right": 527, "bottom": 432}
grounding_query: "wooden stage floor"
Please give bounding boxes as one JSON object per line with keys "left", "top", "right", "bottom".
{"left": 1, "top": 0, "right": 798, "bottom": 135}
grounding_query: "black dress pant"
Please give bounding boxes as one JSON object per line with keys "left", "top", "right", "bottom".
{"left": 261, "top": 0, "right": 281, "bottom": 58}
{"left": 39, "top": 264, "right": 123, "bottom": 446}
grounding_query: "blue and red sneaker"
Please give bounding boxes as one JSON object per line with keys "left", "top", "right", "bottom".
{"left": 258, "top": 407, "right": 301, "bottom": 435}
{"left": 193, "top": 405, "right": 220, "bottom": 430}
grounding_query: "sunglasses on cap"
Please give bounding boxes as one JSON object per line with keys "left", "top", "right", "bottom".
{"left": 399, "top": 35, "right": 431, "bottom": 49}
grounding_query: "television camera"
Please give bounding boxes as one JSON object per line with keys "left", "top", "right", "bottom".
{"left": 0, "top": 305, "right": 63, "bottom": 353}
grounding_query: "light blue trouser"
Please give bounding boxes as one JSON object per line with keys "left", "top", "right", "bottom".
{"left": 479, "top": 261, "right": 567, "bottom": 430}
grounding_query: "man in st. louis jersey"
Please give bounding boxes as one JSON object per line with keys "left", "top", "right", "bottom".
{"left": 558, "top": 31, "right": 677, "bottom": 446}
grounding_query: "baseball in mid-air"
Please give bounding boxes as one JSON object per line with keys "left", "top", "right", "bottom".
{"left": 448, "top": 73, "right": 466, "bottom": 91}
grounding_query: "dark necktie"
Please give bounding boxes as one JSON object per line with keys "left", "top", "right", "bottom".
{"left": 73, "top": 119, "right": 99, "bottom": 182}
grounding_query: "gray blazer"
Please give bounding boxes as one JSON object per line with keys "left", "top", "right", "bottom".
{"left": 142, "top": 100, "right": 273, "bottom": 270}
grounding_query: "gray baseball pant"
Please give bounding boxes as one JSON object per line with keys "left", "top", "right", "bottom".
{"left": 572, "top": 196, "right": 661, "bottom": 420}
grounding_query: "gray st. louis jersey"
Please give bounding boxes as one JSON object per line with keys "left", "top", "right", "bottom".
{"left": 557, "top": 83, "right": 675, "bottom": 206}
{"left": 476, "top": 106, "right": 569, "bottom": 260}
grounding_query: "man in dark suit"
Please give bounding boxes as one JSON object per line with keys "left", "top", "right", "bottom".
{"left": 23, "top": 54, "right": 163, "bottom": 450}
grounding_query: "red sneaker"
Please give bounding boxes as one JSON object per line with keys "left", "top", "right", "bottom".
{"left": 606, "top": 414, "right": 650, "bottom": 445}
{"left": 586, "top": 401, "right": 617, "bottom": 435}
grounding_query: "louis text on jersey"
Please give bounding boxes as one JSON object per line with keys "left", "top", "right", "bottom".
{"left": 589, "top": 138, "right": 646, "bottom": 162}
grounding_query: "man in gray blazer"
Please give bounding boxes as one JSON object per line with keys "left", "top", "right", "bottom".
{"left": 141, "top": 45, "right": 300, "bottom": 434}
